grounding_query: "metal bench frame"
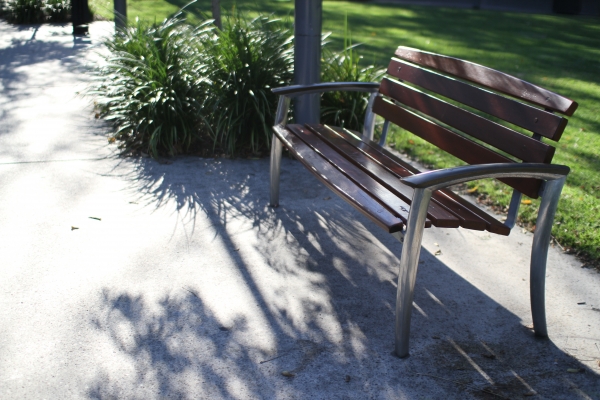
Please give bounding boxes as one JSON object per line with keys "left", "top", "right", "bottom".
{"left": 269, "top": 57, "right": 571, "bottom": 358}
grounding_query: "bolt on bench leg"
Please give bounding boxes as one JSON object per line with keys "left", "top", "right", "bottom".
{"left": 270, "top": 134, "right": 283, "bottom": 207}
{"left": 530, "top": 176, "right": 566, "bottom": 337}
{"left": 394, "top": 188, "right": 432, "bottom": 358}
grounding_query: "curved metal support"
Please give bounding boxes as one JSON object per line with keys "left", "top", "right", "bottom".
{"left": 379, "top": 120, "right": 391, "bottom": 147}
{"left": 395, "top": 188, "right": 433, "bottom": 358}
{"left": 270, "top": 134, "right": 283, "bottom": 207}
{"left": 401, "top": 163, "right": 570, "bottom": 191}
{"left": 272, "top": 82, "right": 380, "bottom": 97}
{"left": 270, "top": 96, "right": 291, "bottom": 207}
{"left": 504, "top": 189, "right": 522, "bottom": 229}
{"left": 362, "top": 92, "right": 379, "bottom": 141}
{"left": 275, "top": 96, "right": 291, "bottom": 126}
{"left": 530, "top": 176, "right": 566, "bottom": 337}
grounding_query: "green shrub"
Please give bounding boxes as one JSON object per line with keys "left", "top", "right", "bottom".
{"left": 200, "top": 14, "right": 294, "bottom": 157}
{"left": 90, "top": 12, "right": 293, "bottom": 158}
{"left": 4, "top": 0, "right": 45, "bottom": 23}
{"left": 44, "top": 0, "right": 70, "bottom": 22}
{"left": 90, "top": 15, "right": 213, "bottom": 157}
{"left": 320, "top": 29, "right": 385, "bottom": 132}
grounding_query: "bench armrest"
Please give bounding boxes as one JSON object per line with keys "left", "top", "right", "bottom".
{"left": 401, "top": 163, "right": 570, "bottom": 192}
{"left": 272, "top": 82, "right": 381, "bottom": 139}
{"left": 272, "top": 82, "right": 380, "bottom": 98}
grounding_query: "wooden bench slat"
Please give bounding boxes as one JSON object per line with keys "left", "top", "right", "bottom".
{"left": 305, "top": 124, "right": 466, "bottom": 228}
{"left": 324, "top": 125, "right": 511, "bottom": 235}
{"left": 273, "top": 125, "right": 410, "bottom": 233}
{"left": 379, "top": 78, "right": 556, "bottom": 163}
{"left": 394, "top": 46, "right": 578, "bottom": 116}
{"left": 287, "top": 124, "right": 453, "bottom": 228}
{"left": 373, "top": 96, "right": 543, "bottom": 199}
{"left": 387, "top": 58, "right": 568, "bottom": 141}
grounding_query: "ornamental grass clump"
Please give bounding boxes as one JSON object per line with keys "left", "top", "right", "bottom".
{"left": 4, "top": 0, "right": 45, "bottom": 23}
{"left": 91, "top": 12, "right": 293, "bottom": 158}
{"left": 320, "top": 32, "right": 385, "bottom": 132}
{"left": 2, "top": 0, "right": 71, "bottom": 23}
{"left": 44, "top": 0, "right": 70, "bottom": 22}
{"left": 90, "top": 15, "right": 213, "bottom": 157}
{"left": 200, "top": 14, "right": 294, "bottom": 157}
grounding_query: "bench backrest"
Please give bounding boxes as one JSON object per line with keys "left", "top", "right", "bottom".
{"left": 372, "top": 46, "right": 577, "bottom": 199}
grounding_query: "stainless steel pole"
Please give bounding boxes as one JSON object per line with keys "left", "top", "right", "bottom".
{"left": 294, "top": 0, "right": 322, "bottom": 124}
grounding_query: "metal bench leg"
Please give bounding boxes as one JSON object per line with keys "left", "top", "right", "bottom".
{"left": 395, "top": 188, "right": 433, "bottom": 358}
{"left": 530, "top": 176, "right": 566, "bottom": 337}
{"left": 270, "top": 96, "right": 290, "bottom": 207}
{"left": 270, "top": 134, "right": 283, "bottom": 207}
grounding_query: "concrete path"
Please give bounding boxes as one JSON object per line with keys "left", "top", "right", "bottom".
{"left": 0, "top": 21, "right": 599, "bottom": 399}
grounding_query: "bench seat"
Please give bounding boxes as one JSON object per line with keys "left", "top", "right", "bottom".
{"left": 274, "top": 123, "right": 512, "bottom": 235}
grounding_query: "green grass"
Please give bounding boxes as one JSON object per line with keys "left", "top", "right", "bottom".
{"left": 88, "top": 0, "right": 600, "bottom": 263}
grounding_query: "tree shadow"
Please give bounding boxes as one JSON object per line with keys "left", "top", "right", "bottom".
{"left": 87, "top": 155, "right": 600, "bottom": 399}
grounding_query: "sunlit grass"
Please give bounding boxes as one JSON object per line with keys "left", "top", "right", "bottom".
{"left": 88, "top": 0, "right": 600, "bottom": 262}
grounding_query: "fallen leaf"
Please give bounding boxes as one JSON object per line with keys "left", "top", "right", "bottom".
{"left": 408, "top": 139, "right": 415, "bottom": 145}
{"left": 107, "top": 136, "right": 115, "bottom": 143}
{"left": 596, "top": 360, "right": 600, "bottom": 368}
{"left": 71, "top": 226, "right": 79, "bottom": 231}
{"left": 434, "top": 250, "right": 442, "bottom": 256}
{"left": 89, "top": 217, "right": 101, "bottom": 221}
{"left": 521, "top": 199, "right": 532, "bottom": 205}
{"left": 467, "top": 186, "right": 478, "bottom": 194}
{"left": 567, "top": 368, "right": 582, "bottom": 373}
{"left": 281, "top": 371, "right": 295, "bottom": 377}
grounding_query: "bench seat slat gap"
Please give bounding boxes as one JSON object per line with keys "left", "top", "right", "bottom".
{"left": 287, "top": 124, "right": 452, "bottom": 228}
{"left": 306, "top": 124, "right": 466, "bottom": 228}
{"left": 273, "top": 125, "right": 408, "bottom": 232}
{"left": 326, "top": 125, "right": 509, "bottom": 235}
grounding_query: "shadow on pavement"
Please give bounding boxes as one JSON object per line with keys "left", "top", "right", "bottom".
{"left": 87, "top": 155, "right": 600, "bottom": 399}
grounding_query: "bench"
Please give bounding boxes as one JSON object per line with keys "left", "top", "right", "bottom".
{"left": 269, "top": 46, "right": 577, "bottom": 358}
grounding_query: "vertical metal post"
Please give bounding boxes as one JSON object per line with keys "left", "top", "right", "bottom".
{"left": 294, "top": 0, "right": 322, "bottom": 124}
{"left": 114, "top": 0, "right": 127, "bottom": 29}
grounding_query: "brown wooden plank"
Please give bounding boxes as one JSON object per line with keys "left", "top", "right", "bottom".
{"left": 324, "top": 125, "right": 511, "bottom": 235}
{"left": 394, "top": 46, "right": 578, "bottom": 116}
{"left": 372, "top": 96, "right": 542, "bottom": 199}
{"left": 386, "top": 58, "right": 568, "bottom": 141}
{"left": 273, "top": 125, "right": 408, "bottom": 233}
{"left": 287, "top": 124, "right": 456, "bottom": 228}
{"left": 305, "top": 124, "right": 467, "bottom": 228}
{"left": 379, "top": 78, "right": 556, "bottom": 163}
